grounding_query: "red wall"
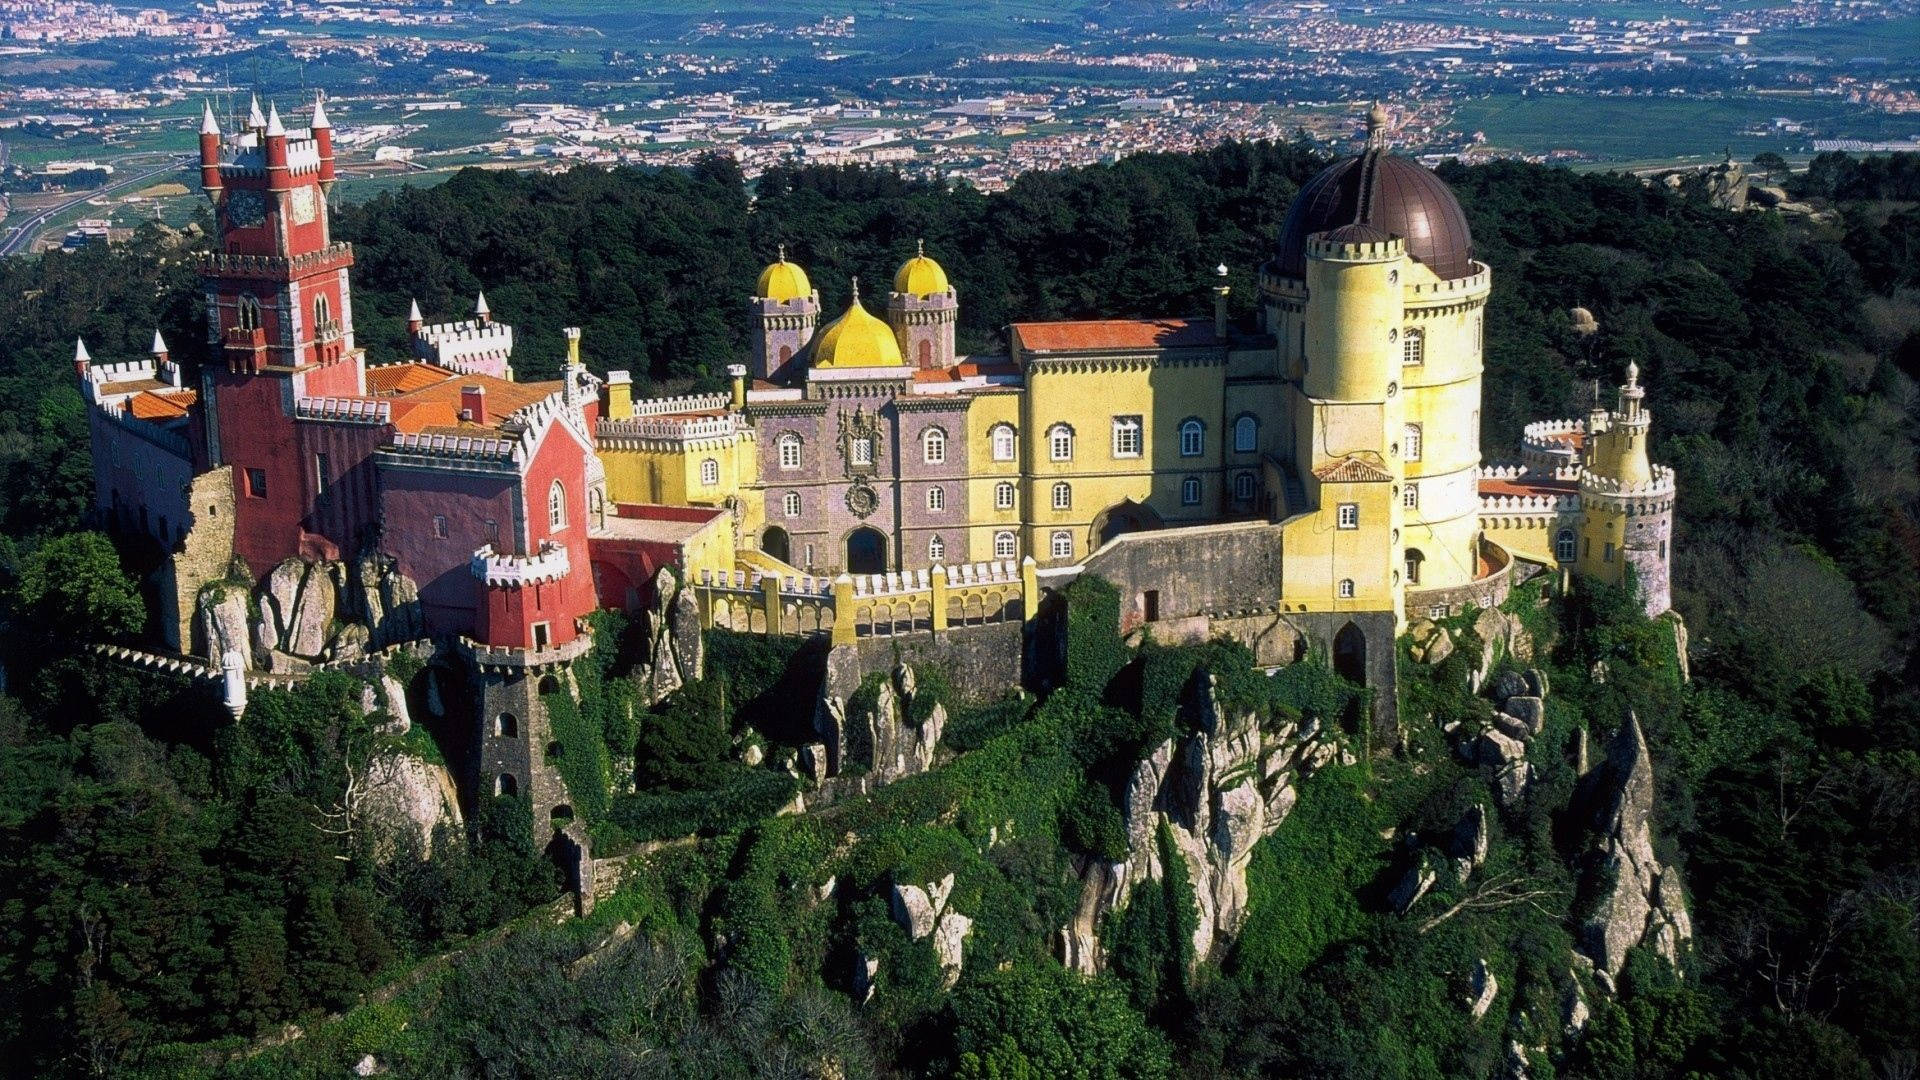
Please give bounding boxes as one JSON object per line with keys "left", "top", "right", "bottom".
{"left": 207, "top": 369, "right": 305, "bottom": 576}
{"left": 295, "top": 418, "right": 387, "bottom": 560}
{"left": 474, "top": 418, "right": 598, "bottom": 649}
{"left": 377, "top": 463, "right": 519, "bottom": 641}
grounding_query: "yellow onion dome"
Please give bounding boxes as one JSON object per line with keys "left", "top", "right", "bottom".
{"left": 756, "top": 246, "right": 813, "bottom": 302}
{"left": 812, "top": 283, "right": 904, "bottom": 368}
{"left": 892, "top": 239, "right": 952, "bottom": 296}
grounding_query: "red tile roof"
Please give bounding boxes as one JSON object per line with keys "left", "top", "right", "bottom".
{"left": 127, "top": 390, "right": 195, "bottom": 421}
{"left": 368, "top": 362, "right": 458, "bottom": 396}
{"left": 1479, "top": 475, "right": 1579, "bottom": 499}
{"left": 388, "top": 375, "right": 562, "bottom": 435}
{"left": 1011, "top": 317, "right": 1218, "bottom": 353}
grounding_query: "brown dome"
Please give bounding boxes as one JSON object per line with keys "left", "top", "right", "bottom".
{"left": 1275, "top": 151, "right": 1475, "bottom": 281}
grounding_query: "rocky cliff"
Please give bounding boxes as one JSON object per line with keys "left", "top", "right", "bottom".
{"left": 192, "top": 553, "right": 424, "bottom": 671}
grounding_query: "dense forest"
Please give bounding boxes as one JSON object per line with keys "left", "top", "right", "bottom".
{"left": 0, "top": 144, "right": 1915, "bottom": 1078}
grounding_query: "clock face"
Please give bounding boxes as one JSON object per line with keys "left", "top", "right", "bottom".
{"left": 290, "top": 186, "right": 317, "bottom": 226}
{"left": 225, "top": 189, "right": 266, "bottom": 229}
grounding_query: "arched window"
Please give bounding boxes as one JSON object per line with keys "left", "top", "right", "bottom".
{"left": 236, "top": 294, "right": 261, "bottom": 331}
{"left": 927, "top": 486, "right": 945, "bottom": 512}
{"left": 700, "top": 458, "right": 719, "bottom": 486}
{"left": 494, "top": 712, "right": 517, "bottom": 738}
{"left": 1405, "top": 548, "right": 1425, "bottom": 585}
{"left": 495, "top": 773, "right": 517, "bottom": 797}
{"left": 1050, "top": 530, "right": 1073, "bottom": 559}
{"left": 783, "top": 491, "right": 801, "bottom": 517}
{"left": 1181, "top": 476, "right": 1201, "bottom": 505}
{"left": 928, "top": 535, "right": 945, "bottom": 561}
{"left": 922, "top": 427, "right": 946, "bottom": 465}
{"left": 1234, "top": 415, "right": 1258, "bottom": 453}
{"left": 1048, "top": 423, "right": 1074, "bottom": 462}
{"left": 994, "top": 531, "right": 1017, "bottom": 559}
{"left": 1234, "top": 472, "right": 1257, "bottom": 501}
{"left": 1403, "top": 483, "right": 1419, "bottom": 510}
{"left": 313, "top": 292, "right": 331, "bottom": 331}
{"left": 1337, "top": 579, "right": 1355, "bottom": 599}
{"left": 1403, "top": 326, "right": 1423, "bottom": 366}
{"left": 548, "top": 480, "right": 566, "bottom": 529}
{"left": 778, "top": 433, "right": 801, "bottom": 469}
{"left": 1404, "top": 423, "right": 1423, "bottom": 462}
{"left": 1556, "top": 529, "right": 1576, "bottom": 562}
{"left": 1111, "top": 416, "right": 1142, "bottom": 458}
{"left": 994, "top": 481, "right": 1015, "bottom": 510}
{"left": 590, "top": 487, "right": 605, "bottom": 527}
{"left": 991, "top": 424, "right": 1017, "bottom": 462}
{"left": 1179, "top": 418, "right": 1205, "bottom": 457}
{"left": 1051, "top": 482, "right": 1072, "bottom": 511}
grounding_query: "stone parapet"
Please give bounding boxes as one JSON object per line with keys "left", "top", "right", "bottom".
{"left": 470, "top": 540, "right": 571, "bottom": 587}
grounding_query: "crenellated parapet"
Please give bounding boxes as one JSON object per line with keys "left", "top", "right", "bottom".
{"left": 470, "top": 540, "right": 571, "bottom": 587}
{"left": 295, "top": 396, "right": 391, "bottom": 424}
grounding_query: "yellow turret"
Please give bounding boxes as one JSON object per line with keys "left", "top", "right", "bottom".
{"left": 756, "top": 246, "right": 814, "bottom": 303}
{"left": 893, "top": 239, "right": 952, "bottom": 297}
{"left": 812, "top": 280, "right": 905, "bottom": 368}
{"left": 1588, "top": 362, "right": 1652, "bottom": 488}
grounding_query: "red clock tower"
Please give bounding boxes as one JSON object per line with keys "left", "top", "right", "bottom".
{"left": 199, "top": 96, "right": 371, "bottom": 573}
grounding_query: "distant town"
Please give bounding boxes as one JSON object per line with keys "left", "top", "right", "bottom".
{"left": 4, "top": 0, "right": 1920, "bottom": 253}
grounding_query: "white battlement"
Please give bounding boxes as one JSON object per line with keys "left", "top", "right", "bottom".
{"left": 629, "top": 391, "right": 732, "bottom": 418}
{"left": 296, "top": 396, "right": 391, "bottom": 424}
{"left": 470, "top": 540, "right": 571, "bottom": 587}
{"left": 697, "top": 568, "right": 836, "bottom": 597}
{"left": 389, "top": 431, "right": 517, "bottom": 461}
{"left": 598, "top": 414, "right": 738, "bottom": 444}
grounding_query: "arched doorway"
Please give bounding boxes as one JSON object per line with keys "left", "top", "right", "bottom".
{"left": 1404, "top": 548, "right": 1425, "bottom": 586}
{"left": 846, "top": 527, "right": 887, "bottom": 574}
{"left": 1091, "top": 500, "right": 1162, "bottom": 550}
{"left": 761, "top": 525, "right": 791, "bottom": 564}
{"left": 1333, "top": 622, "right": 1367, "bottom": 687}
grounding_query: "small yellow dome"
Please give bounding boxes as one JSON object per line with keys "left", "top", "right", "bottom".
{"left": 893, "top": 240, "right": 952, "bottom": 297}
{"left": 813, "top": 287, "right": 904, "bottom": 369}
{"left": 756, "top": 248, "right": 813, "bottom": 303}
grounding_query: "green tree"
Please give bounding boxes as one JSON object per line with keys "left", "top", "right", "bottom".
{"left": 14, "top": 531, "right": 143, "bottom": 639}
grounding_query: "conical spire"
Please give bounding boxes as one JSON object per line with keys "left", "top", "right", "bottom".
{"left": 310, "top": 92, "right": 330, "bottom": 130}
{"left": 265, "top": 101, "right": 285, "bottom": 137}
{"left": 247, "top": 94, "right": 265, "bottom": 129}
{"left": 408, "top": 297, "right": 423, "bottom": 323}
{"left": 473, "top": 290, "right": 490, "bottom": 317}
{"left": 1625, "top": 361, "right": 1639, "bottom": 389}
{"left": 201, "top": 100, "right": 221, "bottom": 136}
{"left": 151, "top": 329, "right": 168, "bottom": 355}
{"left": 74, "top": 337, "right": 91, "bottom": 365}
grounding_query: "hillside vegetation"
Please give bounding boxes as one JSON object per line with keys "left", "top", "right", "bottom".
{"left": 0, "top": 147, "right": 1914, "bottom": 1078}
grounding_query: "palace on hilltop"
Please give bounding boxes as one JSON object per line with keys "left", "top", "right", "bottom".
{"left": 83, "top": 98, "right": 1673, "bottom": 848}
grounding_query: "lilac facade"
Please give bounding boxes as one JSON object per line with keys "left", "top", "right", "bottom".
{"left": 749, "top": 377, "right": 973, "bottom": 575}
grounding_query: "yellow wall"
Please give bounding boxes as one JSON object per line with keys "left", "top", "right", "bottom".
{"left": 599, "top": 435, "right": 763, "bottom": 548}
{"left": 963, "top": 390, "right": 1024, "bottom": 562}
{"left": 1018, "top": 354, "right": 1226, "bottom": 565}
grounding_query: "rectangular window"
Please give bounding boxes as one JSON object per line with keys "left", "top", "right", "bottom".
{"left": 434, "top": 515, "right": 449, "bottom": 539}
{"left": 1338, "top": 579, "right": 1355, "bottom": 599}
{"left": 1604, "top": 542, "right": 1615, "bottom": 563}
{"left": 486, "top": 519, "right": 500, "bottom": 544}
{"left": 1143, "top": 589, "right": 1160, "bottom": 622}
{"left": 531, "top": 622, "right": 551, "bottom": 649}
{"left": 994, "top": 482, "right": 1015, "bottom": 510}
{"left": 851, "top": 437, "right": 873, "bottom": 466}
{"left": 313, "top": 453, "right": 329, "bottom": 495}
{"left": 1337, "top": 503, "right": 1359, "bottom": 529}
{"left": 246, "top": 467, "right": 268, "bottom": 498}
{"left": 1111, "top": 416, "right": 1142, "bottom": 458}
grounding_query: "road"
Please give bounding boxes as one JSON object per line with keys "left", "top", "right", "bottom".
{"left": 0, "top": 158, "right": 189, "bottom": 258}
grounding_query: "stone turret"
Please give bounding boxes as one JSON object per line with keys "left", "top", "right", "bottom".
{"left": 1577, "top": 364, "right": 1673, "bottom": 615}
{"left": 750, "top": 246, "right": 819, "bottom": 382}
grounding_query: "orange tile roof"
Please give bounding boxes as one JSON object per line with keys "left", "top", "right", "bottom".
{"left": 1479, "top": 476, "right": 1578, "bottom": 499}
{"left": 388, "top": 375, "right": 562, "bottom": 435}
{"left": 1011, "top": 318, "right": 1218, "bottom": 354}
{"left": 368, "top": 362, "right": 459, "bottom": 395}
{"left": 126, "top": 390, "right": 195, "bottom": 421}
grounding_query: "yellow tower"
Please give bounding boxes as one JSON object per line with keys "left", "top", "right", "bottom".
{"left": 1576, "top": 363, "right": 1675, "bottom": 613}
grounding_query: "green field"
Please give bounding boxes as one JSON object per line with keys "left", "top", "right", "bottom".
{"left": 1452, "top": 93, "right": 1916, "bottom": 163}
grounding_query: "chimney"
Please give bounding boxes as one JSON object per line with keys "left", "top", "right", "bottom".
{"left": 563, "top": 325, "right": 582, "bottom": 367}
{"left": 727, "top": 363, "right": 748, "bottom": 411}
{"left": 605, "top": 369, "right": 633, "bottom": 420}
{"left": 1212, "top": 262, "right": 1230, "bottom": 340}
{"left": 460, "top": 384, "right": 487, "bottom": 425}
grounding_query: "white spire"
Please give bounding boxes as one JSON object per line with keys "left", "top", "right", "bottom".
{"left": 310, "top": 92, "right": 330, "bottom": 130}
{"left": 247, "top": 94, "right": 265, "bottom": 129}
{"left": 201, "top": 99, "right": 221, "bottom": 136}
{"left": 74, "top": 337, "right": 91, "bottom": 365}
{"left": 151, "top": 329, "right": 168, "bottom": 355}
{"left": 473, "top": 290, "right": 490, "bottom": 317}
{"left": 1626, "top": 361, "right": 1639, "bottom": 388}
{"left": 408, "top": 297, "right": 423, "bottom": 323}
{"left": 265, "top": 101, "right": 285, "bottom": 137}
